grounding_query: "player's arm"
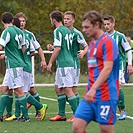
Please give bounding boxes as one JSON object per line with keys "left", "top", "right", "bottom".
{"left": 85, "top": 61, "right": 113, "bottom": 103}
{"left": 77, "top": 45, "right": 88, "bottom": 58}
{"left": 47, "top": 47, "right": 60, "bottom": 72}
{"left": 38, "top": 47, "right": 47, "bottom": 70}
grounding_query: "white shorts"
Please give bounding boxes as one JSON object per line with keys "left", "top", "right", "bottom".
{"left": 119, "top": 70, "right": 125, "bottom": 84}
{"left": 73, "top": 68, "right": 80, "bottom": 86}
{"left": 22, "top": 71, "right": 34, "bottom": 93}
{"left": 54, "top": 67, "right": 75, "bottom": 88}
{"left": 2, "top": 67, "right": 24, "bottom": 89}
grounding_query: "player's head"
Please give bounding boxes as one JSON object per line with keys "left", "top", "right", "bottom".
{"left": 103, "top": 15, "right": 115, "bottom": 34}
{"left": 15, "top": 12, "right": 27, "bottom": 31}
{"left": 1, "top": 12, "right": 13, "bottom": 24}
{"left": 64, "top": 11, "right": 75, "bottom": 30}
{"left": 49, "top": 10, "right": 62, "bottom": 28}
{"left": 82, "top": 10, "right": 103, "bottom": 38}
{"left": 12, "top": 17, "right": 20, "bottom": 28}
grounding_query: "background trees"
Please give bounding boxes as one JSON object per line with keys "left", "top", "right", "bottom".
{"left": 0, "top": 0, "right": 133, "bottom": 74}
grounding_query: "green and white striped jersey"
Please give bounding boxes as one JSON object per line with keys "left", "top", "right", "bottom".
{"left": 53, "top": 26, "right": 74, "bottom": 68}
{"left": 23, "top": 33, "right": 35, "bottom": 73}
{"left": 24, "top": 29, "right": 40, "bottom": 51}
{"left": 71, "top": 28, "right": 87, "bottom": 68}
{"left": 109, "top": 30, "right": 131, "bottom": 70}
{"left": 0, "top": 26, "right": 26, "bottom": 68}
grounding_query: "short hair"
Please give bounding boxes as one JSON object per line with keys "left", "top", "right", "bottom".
{"left": 13, "top": 17, "right": 20, "bottom": 28}
{"left": 15, "top": 12, "right": 27, "bottom": 21}
{"left": 1, "top": 12, "right": 13, "bottom": 24}
{"left": 49, "top": 10, "right": 62, "bottom": 22}
{"left": 82, "top": 10, "right": 103, "bottom": 28}
{"left": 64, "top": 11, "right": 76, "bottom": 20}
{"left": 103, "top": 15, "right": 115, "bottom": 23}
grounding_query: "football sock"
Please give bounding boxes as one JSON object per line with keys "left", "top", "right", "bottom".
{"left": 32, "top": 92, "right": 40, "bottom": 113}
{"left": 15, "top": 96, "right": 20, "bottom": 117}
{"left": 0, "top": 94, "right": 9, "bottom": 117}
{"left": 6, "top": 94, "right": 13, "bottom": 116}
{"left": 26, "top": 93, "right": 42, "bottom": 110}
{"left": 18, "top": 96, "right": 29, "bottom": 119}
{"left": 68, "top": 95, "right": 78, "bottom": 115}
{"left": 75, "top": 94, "right": 80, "bottom": 105}
{"left": 57, "top": 94, "right": 66, "bottom": 116}
{"left": 118, "top": 88, "right": 125, "bottom": 111}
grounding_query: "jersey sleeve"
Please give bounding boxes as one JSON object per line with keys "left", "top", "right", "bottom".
{"left": 77, "top": 31, "right": 87, "bottom": 48}
{"left": 53, "top": 29, "right": 62, "bottom": 47}
{"left": 121, "top": 35, "right": 131, "bottom": 52}
{"left": 0, "top": 29, "right": 10, "bottom": 48}
{"left": 30, "top": 32, "right": 40, "bottom": 50}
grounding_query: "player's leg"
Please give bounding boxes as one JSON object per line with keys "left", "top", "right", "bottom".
{"left": 100, "top": 125, "right": 114, "bottom": 133}
{"left": 0, "top": 86, "right": 10, "bottom": 122}
{"left": 49, "top": 85, "right": 66, "bottom": 121}
{"left": 118, "top": 70, "right": 127, "bottom": 120}
{"left": 72, "top": 98, "right": 91, "bottom": 133}
{"left": 64, "top": 67, "right": 78, "bottom": 122}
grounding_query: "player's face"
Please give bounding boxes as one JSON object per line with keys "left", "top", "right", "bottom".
{"left": 18, "top": 17, "right": 26, "bottom": 31}
{"left": 50, "top": 18, "right": 56, "bottom": 28}
{"left": 82, "top": 19, "right": 96, "bottom": 38}
{"left": 103, "top": 20, "right": 114, "bottom": 33}
{"left": 64, "top": 14, "right": 75, "bottom": 29}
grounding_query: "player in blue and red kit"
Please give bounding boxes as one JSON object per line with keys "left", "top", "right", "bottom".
{"left": 72, "top": 10, "right": 119, "bottom": 133}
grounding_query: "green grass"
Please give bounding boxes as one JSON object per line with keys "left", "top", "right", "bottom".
{"left": 0, "top": 86, "right": 133, "bottom": 133}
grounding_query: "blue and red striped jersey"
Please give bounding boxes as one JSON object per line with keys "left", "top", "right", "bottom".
{"left": 86, "top": 33, "right": 119, "bottom": 101}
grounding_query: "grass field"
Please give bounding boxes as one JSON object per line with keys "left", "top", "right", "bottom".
{"left": 0, "top": 86, "right": 133, "bottom": 133}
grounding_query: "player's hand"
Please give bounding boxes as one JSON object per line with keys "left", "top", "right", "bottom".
{"left": 46, "top": 44, "right": 54, "bottom": 51}
{"left": 127, "top": 65, "right": 133, "bottom": 74}
{"left": 84, "top": 89, "right": 96, "bottom": 103}
{"left": 41, "top": 61, "right": 47, "bottom": 70}
{"left": 0, "top": 54, "right": 5, "bottom": 60}
{"left": 30, "top": 52, "right": 36, "bottom": 57}
{"left": 47, "top": 63, "right": 52, "bottom": 72}
{"left": 77, "top": 50, "right": 84, "bottom": 59}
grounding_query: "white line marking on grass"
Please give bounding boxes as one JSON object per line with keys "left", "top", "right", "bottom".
{"left": 40, "top": 96, "right": 69, "bottom": 104}
{"left": 40, "top": 96, "right": 133, "bottom": 120}
{"left": 116, "top": 113, "right": 133, "bottom": 120}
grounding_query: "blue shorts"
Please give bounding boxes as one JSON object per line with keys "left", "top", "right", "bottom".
{"left": 75, "top": 98, "right": 117, "bottom": 125}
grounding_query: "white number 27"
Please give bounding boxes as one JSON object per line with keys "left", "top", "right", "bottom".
{"left": 100, "top": 105, "right": 110, "bottom": 116}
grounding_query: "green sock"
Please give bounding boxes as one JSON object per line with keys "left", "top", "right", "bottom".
{"left": 26, "top": 94, "right": 42, "bottom": 111}
{"left": 75, "top": 94, "right": 80, "bottom": 105}
{"left": 6, "top": 94, "right": 13, "bottom": 116}
{"left": 0, "top": 94, "right": 9, "bottom": 117}
{"left": 68, "top": 95, "right": 77, "bottom": 115}
{"left": 15, "top": 96, "right": 20, "bottom": 117}
{"left": 32, "top": 92, "right": 40, "bottom": 113}
{"left": 118, "top": 88, "right": 125, "bottom": 111}
{"left": 18, "top": 96, "right": 29, "bottom": 119}
{"left": 32, "top": 92, "right": 40, "bottom": 102}
{"left": 58, "top": 94, "right": 66, "bottom": 116}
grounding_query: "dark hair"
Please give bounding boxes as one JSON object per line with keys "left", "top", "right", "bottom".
{"left": 103, "top": 15, "right": 115, "bottom": 23}
{"left": 1, "top": 12, "right": 13, "bottom": 24}
{"left": 13, "top": 17, "right": 20, "bottom": 28}
{"left": 49, "top": 10, "right": 62, "bottom": 22}
{"left": 15, "top": 12, "right": 27, "bottom": 21}
{"left": 64, "top": 11, "right": 76, "bottom": 20}
{"left": 82, "top": 10, "right": 103, "bottom": 28}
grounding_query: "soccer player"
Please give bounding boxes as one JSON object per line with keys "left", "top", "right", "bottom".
{"left": 0, "top": 12, "right": 29, "bottom": 122}
{"left": 72, "top": 10, "right": 119, "bottom": 133}
{"left": 103, "top": 15, "right": 133, "bottom": 120}
{"left": 47, "top": 10, "right": 78, "bottom": 122}
{"left": 15, "top": 12, "right": 48, "bottom": 119}
{"left": 48, "top": 11, "right": 88, "bottom": 122}
{"left": 5, "top": 17, "right": 47, "bottom": 122}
